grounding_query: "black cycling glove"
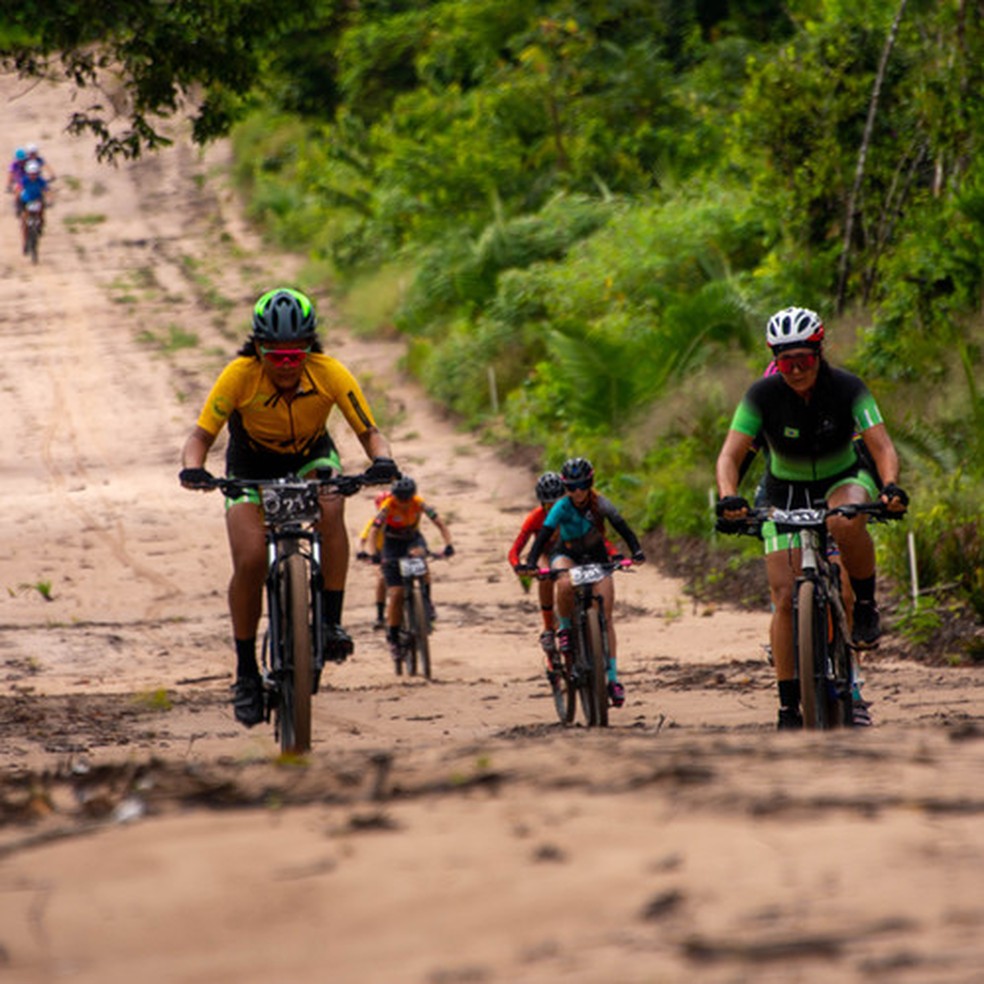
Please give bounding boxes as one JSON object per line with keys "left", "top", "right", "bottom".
{"left": 715, "top": 495, "right": 749, "bottom": 517}
{"left": 364, "top": 457, "right": 400, "bottom": 483}
{"left": 179, "top": 467, "right": 214, "bottom": 489}
{"left": 880, "top": 483, "right": 909, "bottom": 508}
{"left": 631, "top": 551, "right": 645, "bottom": 564}
{"left": 443, "top": 544, "right": 455, "bottom": 558}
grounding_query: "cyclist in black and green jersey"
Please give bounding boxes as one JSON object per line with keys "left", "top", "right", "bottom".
{"left": 715, "top": 307, "right": 908, "bottom": 730}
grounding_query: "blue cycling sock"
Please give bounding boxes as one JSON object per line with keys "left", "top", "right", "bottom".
{"left": 607, "top": 657, "right": 617, "bottom": 684}
{"left": 558, "top": 616, "right": 572, "bottom": 631}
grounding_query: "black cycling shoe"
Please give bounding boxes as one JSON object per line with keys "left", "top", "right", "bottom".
{"left": 852, "top": 601, "right": 882, "bottom": 648}
{"left": 324, "top": 623, "right": 354, "bottom": 663}
{"left": 232, "top": 675, "right": 265, "bottom": 728}
{"left": 777, "top": 706, "right": 804, "bottom": 731}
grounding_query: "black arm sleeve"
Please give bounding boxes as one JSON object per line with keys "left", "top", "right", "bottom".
{"left": 526, "top": 525, "right": 554, "bottom": 568}
{"left": 598, "top": 496, "right": 641, "bottom": 555}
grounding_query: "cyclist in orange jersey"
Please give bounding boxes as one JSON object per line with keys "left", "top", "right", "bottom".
{"left": 369, "top": 476, "right": 453, "bottom": 661}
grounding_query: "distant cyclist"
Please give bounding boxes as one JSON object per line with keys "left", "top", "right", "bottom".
{"left": 521, "top": 457, "right": 645, "bottom": 709}
{"left": 24, "top": 143, "right": 55, "bottom": 182}
{"left": 357, "top": 490, "right": 391, "bottom": 630}
{"left": 17, "top": 160, "right": 50, "bottom": 255}
{"left": 179, "top": 288, "right": 399, "bottom": 726}
{"left": 6, "top": 148, "right": 27, "bottom": 214}
{"left": 508, "top": 471, "right": 565, "bottom": 672}
{"left": 715, "top": 306, "right": 908, "bottom": 730}
{"left": 368, "top": 476, "right": 454, "bottom": 662}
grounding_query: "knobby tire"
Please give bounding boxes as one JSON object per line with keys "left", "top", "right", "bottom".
{"left": 411, "top": 582, "right": 432, "bottom": 680}
{"left": 27, "top": 223, "right": 39, "bottom": 264}
{"left": 402, "top": 588, "right": 417, "bottom": 677}
{"left": 574, "top": 616, "right": 597, "bottom": 726}
{"left": 283, "top": 553, "right": 313, "bottom": 753}
{"left": 586, "top": 605, "right": 609, "bottom": 728}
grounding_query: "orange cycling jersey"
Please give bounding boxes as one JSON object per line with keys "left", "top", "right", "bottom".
{"left": 196, "top": 353, "right": 376, "bottom": 457}
{"left": 372, "top": 494, "right": 438, "bottom": 539}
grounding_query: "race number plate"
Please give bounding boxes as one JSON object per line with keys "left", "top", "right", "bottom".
{"left": 569, "top": 563, "right": 605, "bottom": 587}
{"left": 261, "top": 484, "right": 320, "bottom": 523}
{"left": 399, "top": 556, "right": 428, "bottom": 577}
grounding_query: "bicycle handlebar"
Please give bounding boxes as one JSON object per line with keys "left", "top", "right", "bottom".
{"left": 717, "top": 500, "right": 903, "bottom": 537}
{"left": 185, "top": 471, "right": 390, "bottom": 498}
{"left": 528, "top": 557, "right": 636, "bottom": 580}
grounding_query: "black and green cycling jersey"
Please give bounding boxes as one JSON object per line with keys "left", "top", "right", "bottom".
{"left": 729, "top": 363, "right": 883, "bottom": 483}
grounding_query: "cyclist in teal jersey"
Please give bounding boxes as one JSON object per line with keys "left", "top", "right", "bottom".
{"left": 522, "top": 457, "right": 645, "bottom": 708}
{"left": 715, "top": 307, "right": 908, "bottom": 730}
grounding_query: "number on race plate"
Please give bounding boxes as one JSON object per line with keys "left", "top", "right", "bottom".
{"left": 398, "top": 556, "right": 428, "bottom": 577}
{"left": 569, "top": 563, "right": 606, "bottom": 587}
{"left": 260, "top": 485, "right": 320, "bottom": 523}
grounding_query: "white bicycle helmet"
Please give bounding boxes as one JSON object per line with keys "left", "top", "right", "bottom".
{"left": 765, "top": 307, "right": 825, "bottom": 350}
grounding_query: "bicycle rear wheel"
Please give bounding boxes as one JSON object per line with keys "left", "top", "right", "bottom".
{"left": 411, "top": 582, "right": 432, "bottom": 680}
{"left": 586, "top": 606, "right": 609, "bottom": 728}
{"left": 280, "top": 553, "right": 313, "bottom": 753}
{"left": 573, "top": 618, "right": 596, "bottom": 726}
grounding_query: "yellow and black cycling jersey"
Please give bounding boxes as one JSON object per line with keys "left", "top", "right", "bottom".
{"left": 196, "top": 353, "right": 376, "bottom": 471}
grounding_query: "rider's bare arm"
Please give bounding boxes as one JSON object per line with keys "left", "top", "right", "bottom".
{"left": 715, "top": 429, "right": 755, "bottom": 501}
{"left": 358, "top": 426, "right": 392, "bottom": 461}
{"left": 859, "top": 423, "right": 899, "bottom": 489}
{"left": 181, "top": 425, "right": 216, "bottom": 470}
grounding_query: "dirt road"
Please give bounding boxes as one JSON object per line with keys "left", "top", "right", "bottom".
{"left": 1, "top": 77, "right": 983, "bottom": 984}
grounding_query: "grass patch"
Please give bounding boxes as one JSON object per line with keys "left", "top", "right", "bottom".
{"left": 62, "top": 213, "right": 107, "bottom": 232}
{"left": 137, "top": 324, "right": 200, "bottom": 353}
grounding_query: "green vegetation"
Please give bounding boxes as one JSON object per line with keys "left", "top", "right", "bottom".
{"left": 7, "top": 1, "right": 981, "bottom": 646}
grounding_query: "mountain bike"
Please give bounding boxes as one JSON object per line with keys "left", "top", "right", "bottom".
{"left": 23, "top": 199, "right": 44, "bottom": 264}
{"left": 391, "top": 551, "right": 443, "bottom": 679}
{"left": 724, "top": 501, "right": 898, "bottom": 730}
{"left": 194, "top": 471, "right": 383, "bottom": 754}
{"left": 535, "top": 558, "right": 634, "bottom": 727}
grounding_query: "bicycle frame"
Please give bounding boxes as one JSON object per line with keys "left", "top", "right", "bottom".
{"left": 753, "top": 501, "right": 893, "bottom": 729}
{"left": 776, "top": 507, "right": 856, "bottom": 728}
{"left": 395, "top": 554, "right": 432, "bottom": 678}
{"left": 537, "top": 558, "right": 632, "bottom": 727}
{"left": 199, "top": 472, "right": 381, "bottom": 752}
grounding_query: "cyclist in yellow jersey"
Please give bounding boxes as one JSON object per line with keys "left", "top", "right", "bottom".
{"left": 368, "top": 476, "right": 454, "bottom": 661}
{"left": 179, "top": 288, "right": 399, "bottom": 726}
{"left": 357, "top": 491, "right": 390, "bottom": 630}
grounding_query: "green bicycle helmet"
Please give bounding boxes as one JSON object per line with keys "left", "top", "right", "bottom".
{"left": 252, "top": 288, "right": 317, "bottom": 342}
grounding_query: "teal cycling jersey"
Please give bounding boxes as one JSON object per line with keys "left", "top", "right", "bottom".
{"left": 527, "top": 492, "right": 641, "bottom": 565}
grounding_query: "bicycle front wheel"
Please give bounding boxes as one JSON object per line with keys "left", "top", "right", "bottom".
{"left": 586, "top": 605, "right": 609, "bottom": 728}
{"left": 797, "top": 579, "right": 837, "bottom": 730}
{"left": 402, "top": 592, "right": 417, "bottom": 676}
{"left": 27, "top": 224, "right": 39, "bottom": 264}
{"left": 573, "top": 620, "right": 596, "bottom": 726}
{"left": 281, "top": 553, "right": 313, "bottom": 753}
{"left": 411, "top": 582, "right": 432, "bottom": 680}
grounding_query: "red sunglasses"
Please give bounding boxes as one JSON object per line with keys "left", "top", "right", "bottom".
{"left": 260, "top": 345, "right": 311, "bottom": 368}
{"left": 776, "top": 352, "right": 819, "bottom": 374}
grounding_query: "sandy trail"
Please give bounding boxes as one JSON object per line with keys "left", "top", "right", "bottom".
{"left": 1, "top": 76, "right": 983, "bottom": 984}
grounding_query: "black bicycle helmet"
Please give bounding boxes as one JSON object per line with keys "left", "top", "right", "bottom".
{"left": 252, "top": 288, "right": 317, "bottom": 342}
{"left": 561, "top": 457, "right": 594, "bottom": 488}
{"left": 392, "top": 476, "right": 417, "bottom": 501}
{"left": 535, "top": 471, "right": 565, "bottom": 504}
